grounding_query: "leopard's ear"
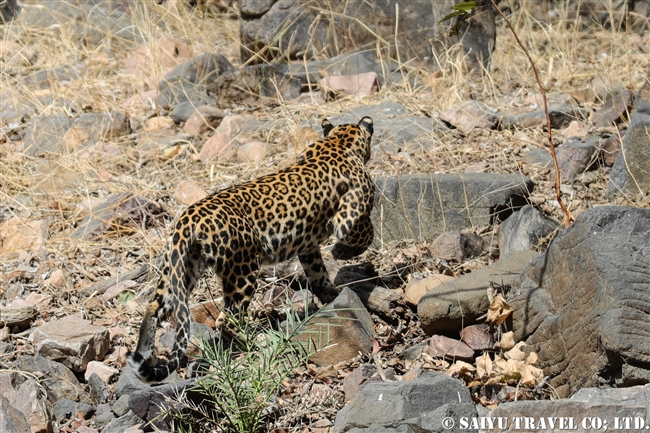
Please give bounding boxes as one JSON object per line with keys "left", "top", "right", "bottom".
{"left": 358, "top": 116, "right": 374, "bottom": 136}
{"left": 321, "top": 118, "right": 334, "bottom": 138}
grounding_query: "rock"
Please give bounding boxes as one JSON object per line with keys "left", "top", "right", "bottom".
{"left": 158, "top": 53, "right": 234, "bottom": 107}
{"left": 239, "top": 0, "right": 458, "bottom": 69}
{"left": 373, "top": 173, "right": 533, "bottom": 243}
{"left": 112, "top": 394, "right": 131, "bottom": 418}
{"left": 115, "top": 366, "right": 148, "bottom": 399}
{"left": 71, "top": 192, "right": 163, "bottom": 240}
{"left": 0, "top": 0, "right": 19, "bottom": 22}
{"left": 342, "top": 364, "right": 378, "bottom": 402}
{"left": 190, "top": 300, "right": 222, "bottom": 328}
{"left": 0, "top": 394, "right": 29, "bottom": 433}
{"left": 295, "top": 287, "right": 374, "bottom": 366}
{"left": 101, "top": 410, "right": 144, "bottom": 433}
{"left": 497, "top": 103, "right": 582, "bottom": 130}
{"left": 319, "top": 72, "right": 380, "bottom": 98}
{"left": 23, "top": 62, "right": 86, "bottom": 90}
{"left": 332, "top": 373, "right": 475, "bottom": 432}
{"left": 0, "top": 217, "right": 47, "bottom": 260}
{"left": 125, "top": 36, "right": 193, "bottom": 75}
{"left": 598, "top": 135, "right": 621, "bottom": 166}
{"left": 143, "top": 115, "right": 175, "bottom": 132}
{"left": 31, "top": 320, "right": 110, "bottom": 373}
{"left": 12, "top": 356, "right": 82, "bottom": 403}
{"left": 182, "top": 105, "right": 226, "bottom": 136}
{"left": 214, "top": 63, "right": 302, "bottom": 104}
{"left": 214, "top": 114, "right": 262, "bottom": 138}
{"left": 404, "top": 274, "right": 455, "bottom": 307}
{"left": 198, "top": 132, "right": 236, "bottom": 161}
{"left": 593, "top": 88, "right": 634, "bottom": 128}
{"left": 590, "top": 76, "right": 626, "bottom": 102}
{"left": 88, "top": 373, "right": 110, "bottom": 405}
{"left": 489, "top": 385, "right": 650, "bottom": 432}
{"left": 429, "top": 230, "right": 484, "bottom": 262}
{"left": 0, "top": 304, "right": 37, "bottom": 330}
{"left": 84, "top": 361, "right": 119, "bottom": 383}
{"left": 22, "top": 112, "right": 130, "bottom": 157}
{"left": 418, "top": 250, "right": 538, "bottom": 336}
{"left": 174, "top": 180, "right": 208, "bottom": 206}
{"left": 129, "top": 380, "right": 195, "bottom": 428}
{"left": 52, "top": 398, "right": 95, "bottom": 421}
{"left": 3, "top": 377, "right": 54, "bottom": 433}
{"left": 440, "top": 100, "right": 497, "bottom": 134}
{"left": 236, "top": 140, "right": 271, "bottom": 163}
{"left": 608, "top": 100, "right": 650, "bottom": 196}
{"left": 511, "top": 206, "right": 650, "bottom": 397}
{"left": 497, "top": 205, "right": 560, "bottom": 260}
{"left": 560, "top": 120, "right": 589, "bottom": 138}
{"left": 460, "top": 324, "right": 495, "bottom": 351}
{"left": 555, "top": 136, "right": 599, "bottom": 182}
{"left": 429, "top": 335, "right": 475, "bottom": 362}
{"left": 522, "top": 148, "right": 553, "bottom": 168}
{"left": 94, "top": 411, "right": 115, "bottom": 430}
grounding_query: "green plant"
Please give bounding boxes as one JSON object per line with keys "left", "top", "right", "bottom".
{"left": 159, "top": 299, "right": 334, "bottom": 433}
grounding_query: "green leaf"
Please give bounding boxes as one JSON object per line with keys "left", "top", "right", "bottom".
{"left": 440, "top": 10, "right": 467, "bottom": 23}
{"left": 451, "top": 1, "right": 478, "bottom": 12}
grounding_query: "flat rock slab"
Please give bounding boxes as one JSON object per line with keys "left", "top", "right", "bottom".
{"left": 418, "top": 250, "right": 539, "bottom": 336}
{"left": 295, "top": 287, "right": 375, "bottom": 366}
{"left": 333, "top": 373, "right": 475, "bottom": 432}
{"left": 31, "top": 320, "right": 110, "bottom": 373}
{"left": 488, "top": 385, "right": 650, "bottom": 432}
{"left": 511, "top": 206, "right": 650, "bottom": 397}
{"left": 373, "top": 173, "right": 533, "bottom": 243}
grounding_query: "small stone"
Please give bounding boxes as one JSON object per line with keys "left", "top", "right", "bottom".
{"left": 52, "top": 398, "right": 96, "bottom": 421}
{"left": 214, "top": 114, "right": 261, "bottom": 138}
{"left": 182, "top": 106, "right": 226, "bottom": 136}
{"left": 88, "top": 373, "right": 110, "bottom": 405}
{"left": 404, "top": 274, "right": 455, "bottom": 307}
{"left": 460, "top": 324, "right": 495, "bottom": 351}
{"left": 592, "top": 88, "right": 634, "bottom": 127}
{"left": 465, "top": 162, "right": 489, "bottom": 173}
{"left": 560, "top": 120, "right": 589, "bottom": 138}
{"left": 598, "top": 135, "right": 621, "bottom": 166}
{"left": 143, "top": 116, "right": 175, "bottom": 132}
{"left": 175, "top": 180, "right": 208, "bottom": 205}
{"left": 236, "top": 140, "right": 270, "bottom": 163}
{"left": 429, "top": 230, "right": 484, "bottom": 262}
{"left": 112, "top": 394, "right": 131, "bottom": 417}
{"left": 125, "top": 36, "right": 193, "bottom": 75}
{"left": 440, "top": 100, "right": 497, "bottom": 134}
{"left": 198, "top": 132, "right": 235, "bottom": 161}
{"left": 319, "top": 72, "right": 379, "bottom": 98}
{"left": 84, "top": 361, "right": 119, "bottom": 383}
{"left": 555, "top": 136, "right": 599, "bottom": 182}
{"left": 190, "top": 300, "right": 222, "bottom": 328}
{"left": 429, "top": 335, "right": 475, "bottom": 362}
{"left": 0, "top": 217, "right": 46, "bottom": 259}
{"left": 115, "top": 366, "right": 148, "bottom": 399}
{"left": 48, "top": 269, "right": 67, "bottom": 289}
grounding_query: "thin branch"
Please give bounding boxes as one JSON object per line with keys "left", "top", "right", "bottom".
{"left": 488, "top": 0, "right": 574, "bottom": 226}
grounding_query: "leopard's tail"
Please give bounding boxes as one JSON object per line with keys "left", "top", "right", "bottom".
{"left": 127, "top": 236, "right": 192, "bottom": 382}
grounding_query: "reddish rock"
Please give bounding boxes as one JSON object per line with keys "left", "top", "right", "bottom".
{"left": 598, "top": 135, "right": 621, "bottom": 166}
{"left": 0, "top": 217, "right": 47, "bottom": 260}
{"left": 429, "top": 335, "right": 475, "bottom": 362}
{"left": 84, "top": 361, "right": 119, "bottom": 383}
{"left": 460, "top": 324, "right": 495, "bottom": 351}
{"left": 182, "top": 106, "right": 226, "bottom": 136}
{"left": 175, "top": 180, "right": 208, "bottom": 206}
{"left": 236, "top": 140, "right": 270, "bottom": 163}
{"left": 198, "top": 132, "right": 235, "bottom": 161}
{"left": 440, "top": 100, "right": 497, "bottom": 134}
{"left": 320, "top": 72, "right": 379, "bottom": 98}
{"left": 125, "top": 36, "right": 193, "bottom": 75}
{"left": 429, "top": 230, "right": 484, "bottom": 262}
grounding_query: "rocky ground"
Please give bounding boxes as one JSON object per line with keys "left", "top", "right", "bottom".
{"left": 2, "top": 1, "right": 650, "bottom": 433}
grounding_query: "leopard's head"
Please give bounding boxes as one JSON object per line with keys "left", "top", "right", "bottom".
{"left": 321, "top": 116, "right": 374, "bottom": 163}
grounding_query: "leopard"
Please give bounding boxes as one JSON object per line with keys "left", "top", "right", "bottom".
{"left": 127, "top": 116, "right": 375, "bottom": 382}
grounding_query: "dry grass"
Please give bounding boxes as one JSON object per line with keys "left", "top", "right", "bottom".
{"left": 1, "top": 0, "right": 649, "bottom": 430}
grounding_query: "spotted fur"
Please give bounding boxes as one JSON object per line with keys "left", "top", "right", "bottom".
{"left": 127, "top": 117, "right": 375, "bottom": 382}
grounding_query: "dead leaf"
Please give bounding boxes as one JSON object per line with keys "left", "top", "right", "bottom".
{"left": 498, "top": 331, "right": 515, "bottom": 351}
{"left": 504, "top": 341, "right": 527, "bottom": 361}
{"left": 476, "top": 352, "right": 492, "bottom": 380}
{"left": 446, "top": 360, "right": 476, "bottom": 378}
{"left": 486, "top": 295, "right": 513, "bottom": 324}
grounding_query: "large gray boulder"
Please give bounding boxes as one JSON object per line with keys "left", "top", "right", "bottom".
{"left": 373, "top": 173, "right": 533, "bottom": 243}
{"left": 511, "top": 206, "right": 650, "bottom": 397}
{"left": 333, "top": 373, "right": 477, "bottom": 433}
